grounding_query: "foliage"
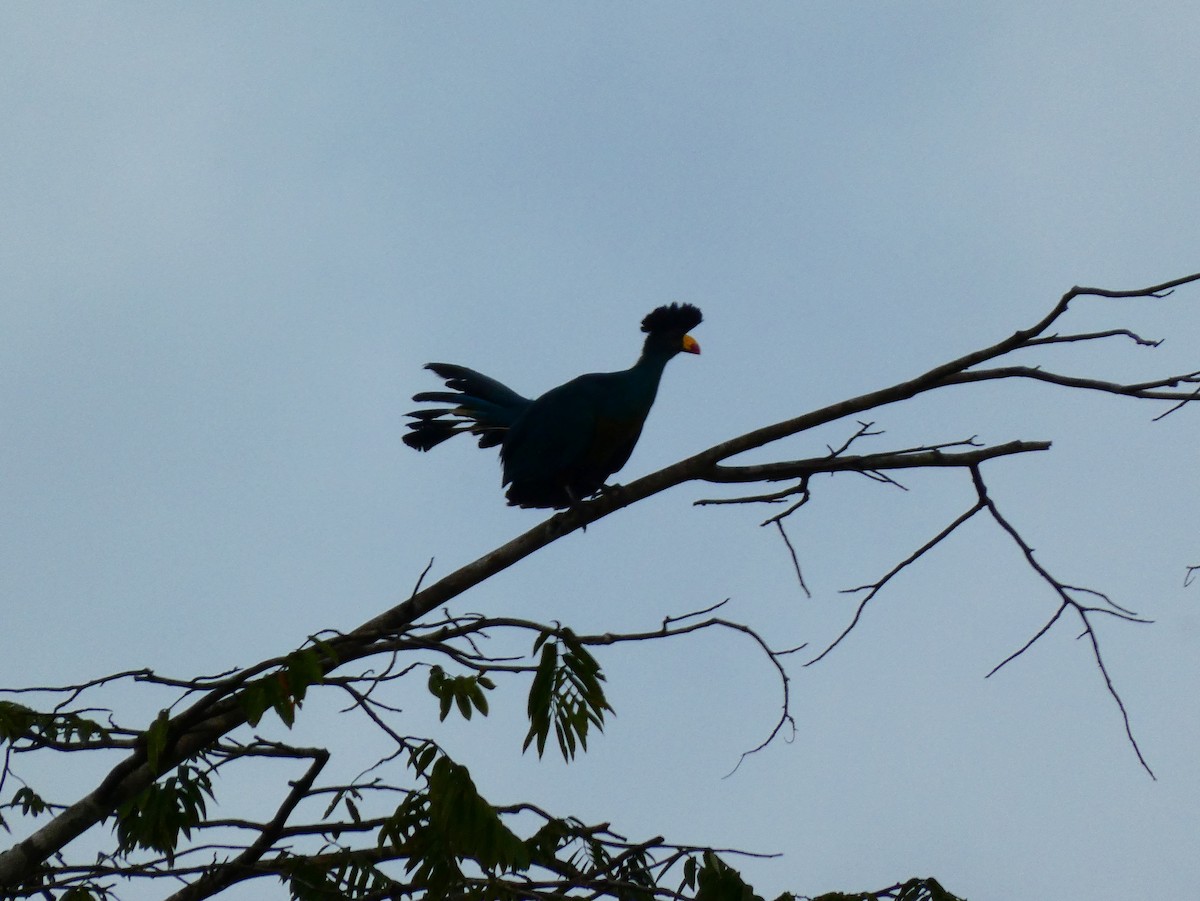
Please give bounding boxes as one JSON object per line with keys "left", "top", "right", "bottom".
{"left": 0, "top": 700, "right": 108, "bottom": 749}
{"left": 523, "top": 628, "right": 612, "bottom": 760}
{"left": 427, "top": 665, "right": 493, "bottom": 722}
{"left": 113, "top": 762, "right": 214, "bottom": 864}
{"left": 809, "top": 876, "right": 967, "bottom": 901}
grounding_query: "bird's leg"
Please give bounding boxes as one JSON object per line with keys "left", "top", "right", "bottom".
{"left": 563, "top": 486, "right": 588, "bottom": 532}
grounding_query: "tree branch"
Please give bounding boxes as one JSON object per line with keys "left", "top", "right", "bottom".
{"left": 4, "top": 272, "right": 1198, "bottom": 892}
{"left": 163, "top": 746, "right": 329, "bottom": 901}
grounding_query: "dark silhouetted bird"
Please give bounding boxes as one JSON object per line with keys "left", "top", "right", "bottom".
{"left": 403, "top": 303, "right": 702, "bottom": 508}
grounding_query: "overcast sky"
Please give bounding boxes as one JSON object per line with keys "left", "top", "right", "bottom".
{"left": 3, "top": 5, "right": 1200, "bottom": 900}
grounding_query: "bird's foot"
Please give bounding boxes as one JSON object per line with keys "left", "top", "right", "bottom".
{"left": 597, "top": 483, "right": 625, "bottom": 503}
{"left": 561, "top": 488, "right": 589, "bottom": 531}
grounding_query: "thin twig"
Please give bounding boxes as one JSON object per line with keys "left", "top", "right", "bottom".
{"left": 773, "top": 521, "right": 811, "bottom": 598}
{"left": 969, "top": 465, "right": 1155, "bottom": 779}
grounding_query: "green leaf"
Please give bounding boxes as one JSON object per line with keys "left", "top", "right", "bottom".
{"left": 286, "top": 648, "right": 324, "bottom": 704}
{"left": 145, "top": 709, "right": 171, "bottom": 771}
{"left": 454, "top": 689, "right": 472, "bottom": 720}
{"left": 427, "top": 664, "right": 445, "bottom": 693}
{"left": 522, "top": 640, "right": 558, "bottom": 756}
{"left": 682, "top": 855, "right": 698, "bottom": 890}
{"left": 696, "top": 851, "right": 764, "bottom": 901}
{"left": 239, "top": 680, "right": 271, "bottom": 727}
{"left": 411, "top": 741, "right": 438, "bottom": 777}
{"left": 469, "top": 682, "right": 489, "bottom": 716}
{"left": 12, "top": 787, "right": 47, "bottom": 817}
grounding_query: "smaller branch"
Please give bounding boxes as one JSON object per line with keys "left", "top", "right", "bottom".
{"left": 986, "top": 603, "right": 1070, "bottom": 679}
{"left": 759, "top": 490, "right": 812, "bottom": 524}
{"left": 806, "top": 500, "right": 986, "bottom": 666}
{"left": 1060, "top": 583, "right": 1142, "bottom": 619}
{"left": 1079, "top": 625, "right": 1156, "bottom": 780}
{"left": 946, "top": 365, "right": 1200, "bottom": 403}
{"left": 662, "top": 598, "right": 731, "bottom": 630}
{"left": 969, "top": 465, "right": 1155, "bottom": 779}
{"left": 1152, "top": 381, "right": 1200, "bottom": 421}
{"left": 163, "top": 747, "right": 329, "bottom": 901}
{"left": 0, "top": 670, "right": 153, "bottom": 711}
{"left": 335, "top": 684, "right": 411, "bottom": 752}
{"left": 760, "top": 475, "right": 812, "bottom": 525}
{"left": 578, "top": 615, "right": 799, "bottom": 771}
{"left": 11, "top": 736, "right": 134, "bottom": 754}
{"left": 693, "top": 481, "right": 807, "bottom": 507}
{"left": 772, "top": 521, "right": 811, "bottom": 598}
{"left": 702, "top": 440, "right": 1051, "bottom": 486}
{"left": 1064, "top": 271, "right": 1200, "bottom": 300}
{"left": 1025, "top": 328, "right": 1161, "bottom": 348}
{"left": 827, "top": 420, "right": 885, "bottom": 457}
{"left": 410, "top": 558, "right": 435, "bottom": 598}
{"left": 858, "top": 468, "right": 908, "bottom": 490}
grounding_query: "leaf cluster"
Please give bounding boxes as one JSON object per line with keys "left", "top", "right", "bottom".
{"left": 523, "top": 629, "right": 612, "bottom": 761}
{"left": 240, "top": 649, "right": 327, "bottom": 728}
{"left": 113, "top": 762, "right": 214, "bottom": 864}
{"left": 427, "top": 665, "right": 493, "bottom": 721}
{"left": 0, "top": 701, "right": 108, "bottom": 749}
{"left": 811, "top": 876, "right": 966, "bottom": 901}
{"left": 380, "top": 755, "right": 530, "bottom": 893}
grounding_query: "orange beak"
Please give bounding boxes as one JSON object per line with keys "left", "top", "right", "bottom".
{"left": 681, "top": 334, "right": 700, "bottom": 355}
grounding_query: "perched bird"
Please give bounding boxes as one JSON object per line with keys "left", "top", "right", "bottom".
{"left": 403, "top": 303, "right": 702, "bottom": 508}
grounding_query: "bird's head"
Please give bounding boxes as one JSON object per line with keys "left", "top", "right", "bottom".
{"left": 640, "top": 302, "right": 703, "bottom": 358}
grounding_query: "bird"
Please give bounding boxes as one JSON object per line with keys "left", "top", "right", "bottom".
{"left": 403, "top": 303, "right": 702, "bottom": 509}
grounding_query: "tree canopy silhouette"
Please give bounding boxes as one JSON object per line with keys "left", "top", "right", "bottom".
{"left": 4, "top": 272, "right": 1199, "bottom": 901}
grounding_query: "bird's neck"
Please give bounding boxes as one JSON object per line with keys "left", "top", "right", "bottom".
{"left": 631, "top": 347, "right": 674, "bottom": 379}
{"left": 620, "top": 348, "right": 675, "bottom": 409}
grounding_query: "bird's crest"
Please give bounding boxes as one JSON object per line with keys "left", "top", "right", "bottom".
{"left": 641, "top": 302, "right": 702, "bottom": 335}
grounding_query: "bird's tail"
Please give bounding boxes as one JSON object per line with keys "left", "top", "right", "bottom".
{"left": 403, "top": 363, "right": 532, "bottom": 452}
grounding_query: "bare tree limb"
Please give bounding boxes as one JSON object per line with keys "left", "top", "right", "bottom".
{"left": 969, "top": 465, "right": 1155, "bottom": 778}
{"left": 806, "top": 496, "right": 988, "bottom": 667}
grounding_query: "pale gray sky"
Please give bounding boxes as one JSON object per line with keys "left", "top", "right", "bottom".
{"left": 3, "top": 5, "right": 1200, "bottom": 899}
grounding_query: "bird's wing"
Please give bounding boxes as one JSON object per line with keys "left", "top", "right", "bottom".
{"left": 500, "top": 376, "right": 602, "bottom": 488}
